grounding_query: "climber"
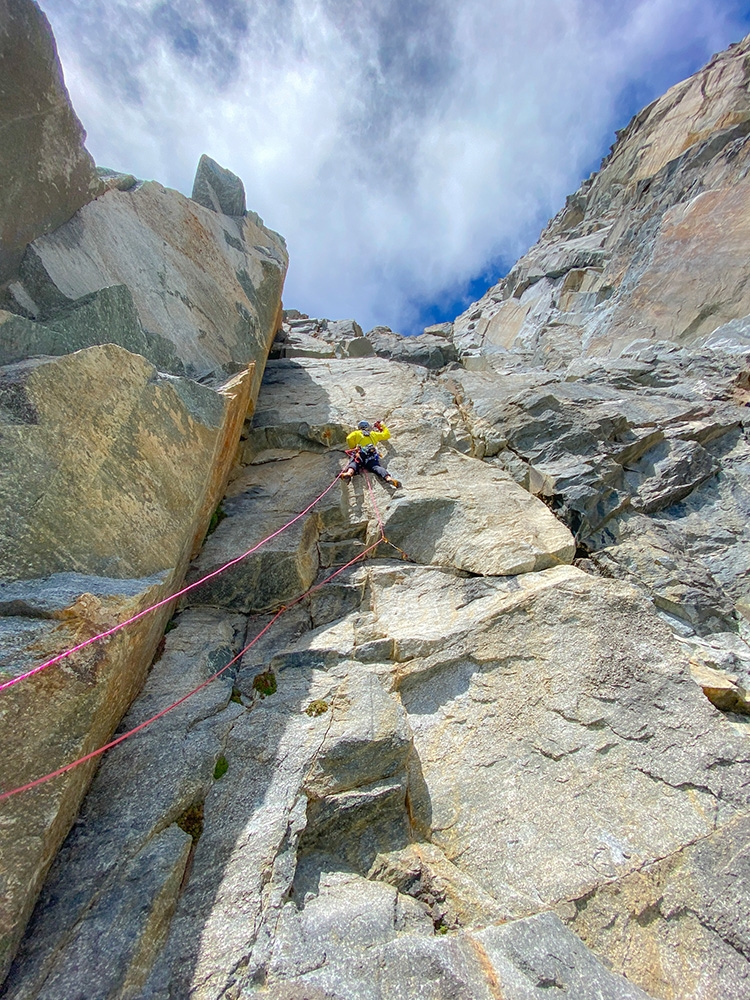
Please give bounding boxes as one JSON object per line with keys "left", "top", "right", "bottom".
{"left": 341, "top": 420, "right": 402, "bottom": 487}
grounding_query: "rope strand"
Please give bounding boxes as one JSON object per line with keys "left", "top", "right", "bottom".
{"left": 0, "top": 532, "right": 382, "bottom": 802}
{"left": 0, "top": 475, "right": 343, "bottom": 694}
{"left": 0, "top": 467, "right": 402, "bottom": 800}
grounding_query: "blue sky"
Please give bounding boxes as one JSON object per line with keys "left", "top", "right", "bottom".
{"left": 41, "top": 0, "right": 750, "bottom": 335}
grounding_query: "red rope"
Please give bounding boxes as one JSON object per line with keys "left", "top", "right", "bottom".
{"left": 0, "top": 475, "right": 343, "bottom": 694}
{"left": 365, "top": 471, "right": 386, "bottom": 536}
{"left": 0, "top": 533, "right": 382, "bottom": 802}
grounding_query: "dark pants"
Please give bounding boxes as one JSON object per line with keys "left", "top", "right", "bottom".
{"left": 346, "top": 458, "right": 389, "bottom": 479}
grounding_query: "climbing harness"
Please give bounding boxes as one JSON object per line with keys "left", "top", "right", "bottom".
{"left": 342, "top": 445, "right": 402, "bottom": 488}
{"left": 0, "top": 475, "right": 343, "bottom": 694}
{"left": 0, "top": 472, "right": 409, "bottom": 801}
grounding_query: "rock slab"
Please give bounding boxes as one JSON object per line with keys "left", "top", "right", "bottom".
{"left": 9, "top": 180, "right": 287, "bottom": 381}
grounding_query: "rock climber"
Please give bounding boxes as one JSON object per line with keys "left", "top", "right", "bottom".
{"left": 341, "top": 420, "right": 402, "bottom": 487}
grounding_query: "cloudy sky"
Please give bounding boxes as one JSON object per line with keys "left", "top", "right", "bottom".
{"left": 41, "top": 0, "right": 750, "bottom": 334}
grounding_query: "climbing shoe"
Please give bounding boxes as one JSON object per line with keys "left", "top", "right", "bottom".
{"left": 386, "top": 476, "right": 402, "bottom": 488}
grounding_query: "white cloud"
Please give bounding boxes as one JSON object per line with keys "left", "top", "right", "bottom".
{"left": 43, "top": 0, "right": 750, "bottom": 333}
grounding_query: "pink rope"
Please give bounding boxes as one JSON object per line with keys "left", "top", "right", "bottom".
{"left": 0, "top": 474, "right": 343, "bottom": 693}
{"left": 0, "top": 533, "right": 383, "bottom": 801}
{"left": 365, "top": 471, "right": 386, "bottom": 536}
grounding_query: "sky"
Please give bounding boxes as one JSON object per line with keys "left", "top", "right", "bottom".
{"left": 41, "top": 0, "right": 750, "bottom": 335}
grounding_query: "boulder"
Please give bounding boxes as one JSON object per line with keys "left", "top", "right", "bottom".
{"left": 0, "top": 0, "right": 102, "bottom": 283}
{"left": 272, "top": 318, "right": 456, "bottom": 365}
{"left": 270, "top": 329, "right": 336, "bottom": 360}
{"left": 688, "top": 657, "right": 750, "bottom": 713}
{"left": 367, "top": 325, "right": 458, "bottom": 369}
{"left": 96, "top": 166, "right": 138, "bottom": 193}
{"left": 423, "top": 321, "right": 454, "bottom": 339}
{"left": 286, "top": 316, "right": 325, "bottom": 333}
{"left": 272, "top": 318, "right": 376, "bottom": 360}
{"left": 191, "top": 154, "right": 247, "bottom": 217}
{"left": 326, "top": 319, "right": 364, "bottom": 341}
{"left": 337, "top": 336, "right": 374, "bottom": 359}
{"left": 378, "top": 452, "right": 574, "bottom": 575}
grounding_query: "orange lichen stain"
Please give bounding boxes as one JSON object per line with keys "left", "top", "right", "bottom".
{"left": 465, "top": 935, "right": 507, "bottom": 1000}
{"left": 174, "top": 208, "right": 221, "bottom": 265}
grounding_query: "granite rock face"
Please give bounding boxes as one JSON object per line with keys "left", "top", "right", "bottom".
{"left": 0, "top": 8, "right": 288, "bottom": 975}
{"left": 0, "top": 284, "right": 183, "bottom": 372}
{"left": 188, "top": 356, "right": 573, "bottom": 612}
{"left": 439, "top": 35, "right": 750, "bottom": 645}
{"left": 366, "top": 325, "right": 459, "bottom": 369}
{"left": 558, "top": 812, "right": 750, "bottom": 999}
{"left": 6, "top": 24, "right": 750, "bottom": 1000}
{"left": 0, "top": 0, "right": 103, "bottom": 283}
{"left": 7, "top": 177, "right": 287, "bottom": 381}
{"left": 271, "top": 315, "right": 458, "bottom": 368}
{"left": 446, "top": 344, "right": 750, "bottom": 635}
{"left": 0, "top": 345, "right": 256, "bottom": 980}
{"left": 0, "top": 223, "right": 279, "bottom": 972}
{"left": 1, "top": 344, "right": 244, "bottom": 581}
{"left": 453, "top": 34, "right": 750, "bottom": 363}
{"left": 271, "top": 316, "right": 372, "bottom": 361}
{"left": 8, "top": 326, "right": 749, "bottom": 998}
